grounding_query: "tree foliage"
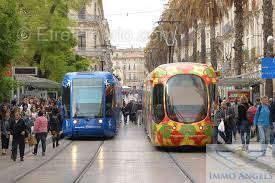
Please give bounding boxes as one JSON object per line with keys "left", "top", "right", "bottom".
{"left": 18, "top": 0, "right": 91, "bottom": 81}
{"left": 0, "top": 0, "right": 21, "bottom": 75}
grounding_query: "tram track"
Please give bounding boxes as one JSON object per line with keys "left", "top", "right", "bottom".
{"left": 167, "top": 152, "right": 195, "bottom": 183}
{"left": 14, "top": 140, "right": 73, "bottom": 182}
{"left": 72, "top": 140, "right": 104, "bottom": 183}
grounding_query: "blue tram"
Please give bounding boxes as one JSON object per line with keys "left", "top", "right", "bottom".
{"left": 61, "top": 72, "right": 122, "bottom": 137}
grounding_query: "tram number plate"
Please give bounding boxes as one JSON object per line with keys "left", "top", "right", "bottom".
{"left": 86, "top": 125, "right": 100, "bottom": 129}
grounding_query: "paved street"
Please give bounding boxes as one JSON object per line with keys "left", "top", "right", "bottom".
{"left": 1, "top": 123, "right": 274, "bottom": 183}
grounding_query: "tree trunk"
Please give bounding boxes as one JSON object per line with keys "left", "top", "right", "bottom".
{"left": 234, "top": 0, "right": 244, "bottom": 76}
{"left": 193, "top": 19, "right": 198, "bottom": 62}
{"left": 210, "top": 22, "right": 217, "bottom": 70}
{"left": 201, "top": 22, "right": 206, "bottom": 64}
{"left": 263, "top": 0, "right": 274, "bottom": 98}
{"left": 176, "top": 34, "right": 182, "bottom": 62}
{"left": 184, "top": 28, "right": 189, "bottom": 61}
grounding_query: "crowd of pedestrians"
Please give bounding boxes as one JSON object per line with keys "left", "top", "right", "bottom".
{"left": 212, "top": 96, "right": 275, "bottom": 157}
{"left": 0, "top": 97, "right": 63, "bottom": 162}
{"left": 121, "top": 88, "right": 142, "bottom": 124}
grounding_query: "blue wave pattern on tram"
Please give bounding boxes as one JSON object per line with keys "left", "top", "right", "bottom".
{"left": 62, "top": 72, "right": 122, "bottom": 137}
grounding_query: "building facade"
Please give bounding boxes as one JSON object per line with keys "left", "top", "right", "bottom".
{"left": 69, "top": 0, "right": 112, "bottom": 72}
{"left": 112, "top": 48, "right": 147, "bottom": 88}
{"left": 175, "top": 0, "right": 275, "bottom": 99}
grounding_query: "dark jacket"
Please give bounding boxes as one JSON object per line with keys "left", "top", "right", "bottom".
{"left": 238, "top": 103, "right": 249, "bottom": 122}
{"left": 216, "top": 107, "right": 235, "bottom": 128}
{"left": 49, "top": 115, "right": 61, "bottom": 132}
{"left": 270, "top": 100, "right": 275, "bottom": 123}
{"left": 9, "top": 118, "right": 28, "bottom": 138}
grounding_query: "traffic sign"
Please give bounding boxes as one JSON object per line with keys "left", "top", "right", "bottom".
{"left": 261, "top": 57, "right": 275, "bottom": 79}
{"left": 13, "top": 67, "right": 37, "bottom": 76}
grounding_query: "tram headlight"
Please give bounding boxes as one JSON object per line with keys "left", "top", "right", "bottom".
{"left": 73, "top": 120, "right": 78, "bottom": 124}
{"left": 199, "top": 126, "right": 203, "bottom": 130}
{"left": 98, "top": 119, "right": 103, "bottom": 124}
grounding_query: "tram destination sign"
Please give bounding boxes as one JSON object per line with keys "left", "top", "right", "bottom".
{"left": 13, "top": 67, "right": 37, "bottom": 76}
{"left": 261, "top": 57, "right": 275, "bottom": 79}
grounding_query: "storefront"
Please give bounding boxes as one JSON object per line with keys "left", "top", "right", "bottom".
{"left": 218, "top": 70, "right": 264, "bottom": 103}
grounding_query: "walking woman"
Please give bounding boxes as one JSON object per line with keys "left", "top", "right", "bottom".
{"left": 237, "top": 96, "right": 250, "bottom": 151}
{"left": 0, "top": 110, "right": 11, "bottom": 155}
{"left": 33, "top": 111, "right": 48, "bottom": 156}
{"left": 49, "top": 108, "right": 61, "bottom": 148}
{"left": 10, "top": 109, "right": 28, "bottom": 161}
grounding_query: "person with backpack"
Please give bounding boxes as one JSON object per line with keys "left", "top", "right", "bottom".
{"left": 253, "top": 96, "right": 271, "bottom": 155}
{"left": 237, "top": 96, "right": 250, "bottom": 151}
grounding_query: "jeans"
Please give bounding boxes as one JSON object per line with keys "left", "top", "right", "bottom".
{"left": 34, "top": 132, "right": 47, "bottom": 154}
{"left": 11, "top": 135, "right": 25, "bottom": 159}
{"left": 239, "top": 121, "right": 251, "bottom": 149}
{"left": 258, "top": 125, "right": 271, "bottom": 151}
{"left": 1, "top": 134, "right": 9, "bottom": 149}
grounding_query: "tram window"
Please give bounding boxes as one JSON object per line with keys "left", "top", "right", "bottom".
{"left": 166, "top": 75, "right": 208, "bottom": 123}
{"left": 72, "top": 78, "right": 103, "bottom": 118}
{"left": 63, "top": 86, "right": 71, "bottom": 119}
{"left": 153, "top": 84, "right": 165, "bottom": 123}
{"left": 106, "top": 85, "right": 115, "bottom": 117}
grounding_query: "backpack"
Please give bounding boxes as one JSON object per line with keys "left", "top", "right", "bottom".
{"left": 246, "top": 106, "right": 257, "bottom": 125}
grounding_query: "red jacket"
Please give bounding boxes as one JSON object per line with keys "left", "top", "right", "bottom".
{"left": 34, "top": 116, "right": 48, "bottom": 133}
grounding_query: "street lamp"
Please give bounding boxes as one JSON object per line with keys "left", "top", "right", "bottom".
{"left": 157, "top": 20, "right": 181, "bottom": 63}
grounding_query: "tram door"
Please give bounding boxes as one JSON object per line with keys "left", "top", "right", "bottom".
{"left": 62, "top": 85, "right": 73, "bottom": 136}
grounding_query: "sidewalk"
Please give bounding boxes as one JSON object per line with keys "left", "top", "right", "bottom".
{"left": 0, "top": 134, "right": 53, "bottom": 157}
{"left": 225, "top": 134, "right": 275, "bottom": 173}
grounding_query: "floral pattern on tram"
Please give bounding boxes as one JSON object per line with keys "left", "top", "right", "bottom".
{"left": 148, "top": 63, "right": 218, "bottom": 146}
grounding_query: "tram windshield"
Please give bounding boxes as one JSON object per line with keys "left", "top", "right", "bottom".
{"left": 166, "top": 75, "right": 208, "bottom": 123}
{"left": 72, "top": 78, "right": 103, "bottom": 118}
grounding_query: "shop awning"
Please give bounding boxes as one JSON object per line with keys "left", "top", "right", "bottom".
{"left": 218, "top": 77, "right": 264, "bottom": 86}
{"left": 15, "top": 75, "right": 60, "bottom": 89}
{"left": 218, "top": 70, "right": 264, "bottom": 87}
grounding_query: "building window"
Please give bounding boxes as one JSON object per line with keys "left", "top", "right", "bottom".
{"left": 94, "top": 65, "right": 97, "bottom": 71}
{"left": 128, "top": 64, "right": 131, "bottom": 70}
{"left": 94, "top": 2, "right": 97, "bottom": 15}
{"left": 78, "top": 4, "right": 86, "bottom": 19}
{"left": 123, "top": 65, "right": 126, "bottom": 70}
{"left": 78, "top": 32, "right": 86, "bottom": 50}
{"left": 133, "top": 64, "right": 136, "bottom": 70}
{"left": 94, "top": 34, "right": 97, "bottom": 48}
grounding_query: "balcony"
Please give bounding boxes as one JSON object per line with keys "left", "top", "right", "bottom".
{"left": 70, "top": 14, "right": 103, "bottom": 23}
{"left": 76, "top": 47, "right": 108, "bottom": 57}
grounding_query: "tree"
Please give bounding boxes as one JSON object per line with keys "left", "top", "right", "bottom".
{"left": 19, "top": 0, "right": 91, "bottom": 81}
{"left": 263, "top": 0, "right": 274, "bottom": 98}
{"left": 0, "top": 0, "right": 21, "bottom": 75}
{"left": 0, "top": 0, "right": 22, "bottom": 100}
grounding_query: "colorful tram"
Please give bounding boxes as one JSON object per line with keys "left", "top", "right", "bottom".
{"left": 62, "top": 72, "right": 122, "bottom": 138}
{"left": 143, "top": 63, "right": 218, "bottom": 147}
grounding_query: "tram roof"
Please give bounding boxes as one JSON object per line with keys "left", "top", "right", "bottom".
{"left": 63, "top": 72, "right": 118, "bottom": 86}
{"left": 150, "top": 62, "right": 215, "bottom": 77}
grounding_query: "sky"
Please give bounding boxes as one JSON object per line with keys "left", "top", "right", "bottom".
{"left": 103, "top": 0, "right": 169, "bottom": 49}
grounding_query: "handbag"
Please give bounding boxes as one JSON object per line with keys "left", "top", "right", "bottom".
{"left": 28, "top": 135, "right": 37, "bottom": 146}
{"left": 218, "top": 119, "right": 225, "bottom": 132}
